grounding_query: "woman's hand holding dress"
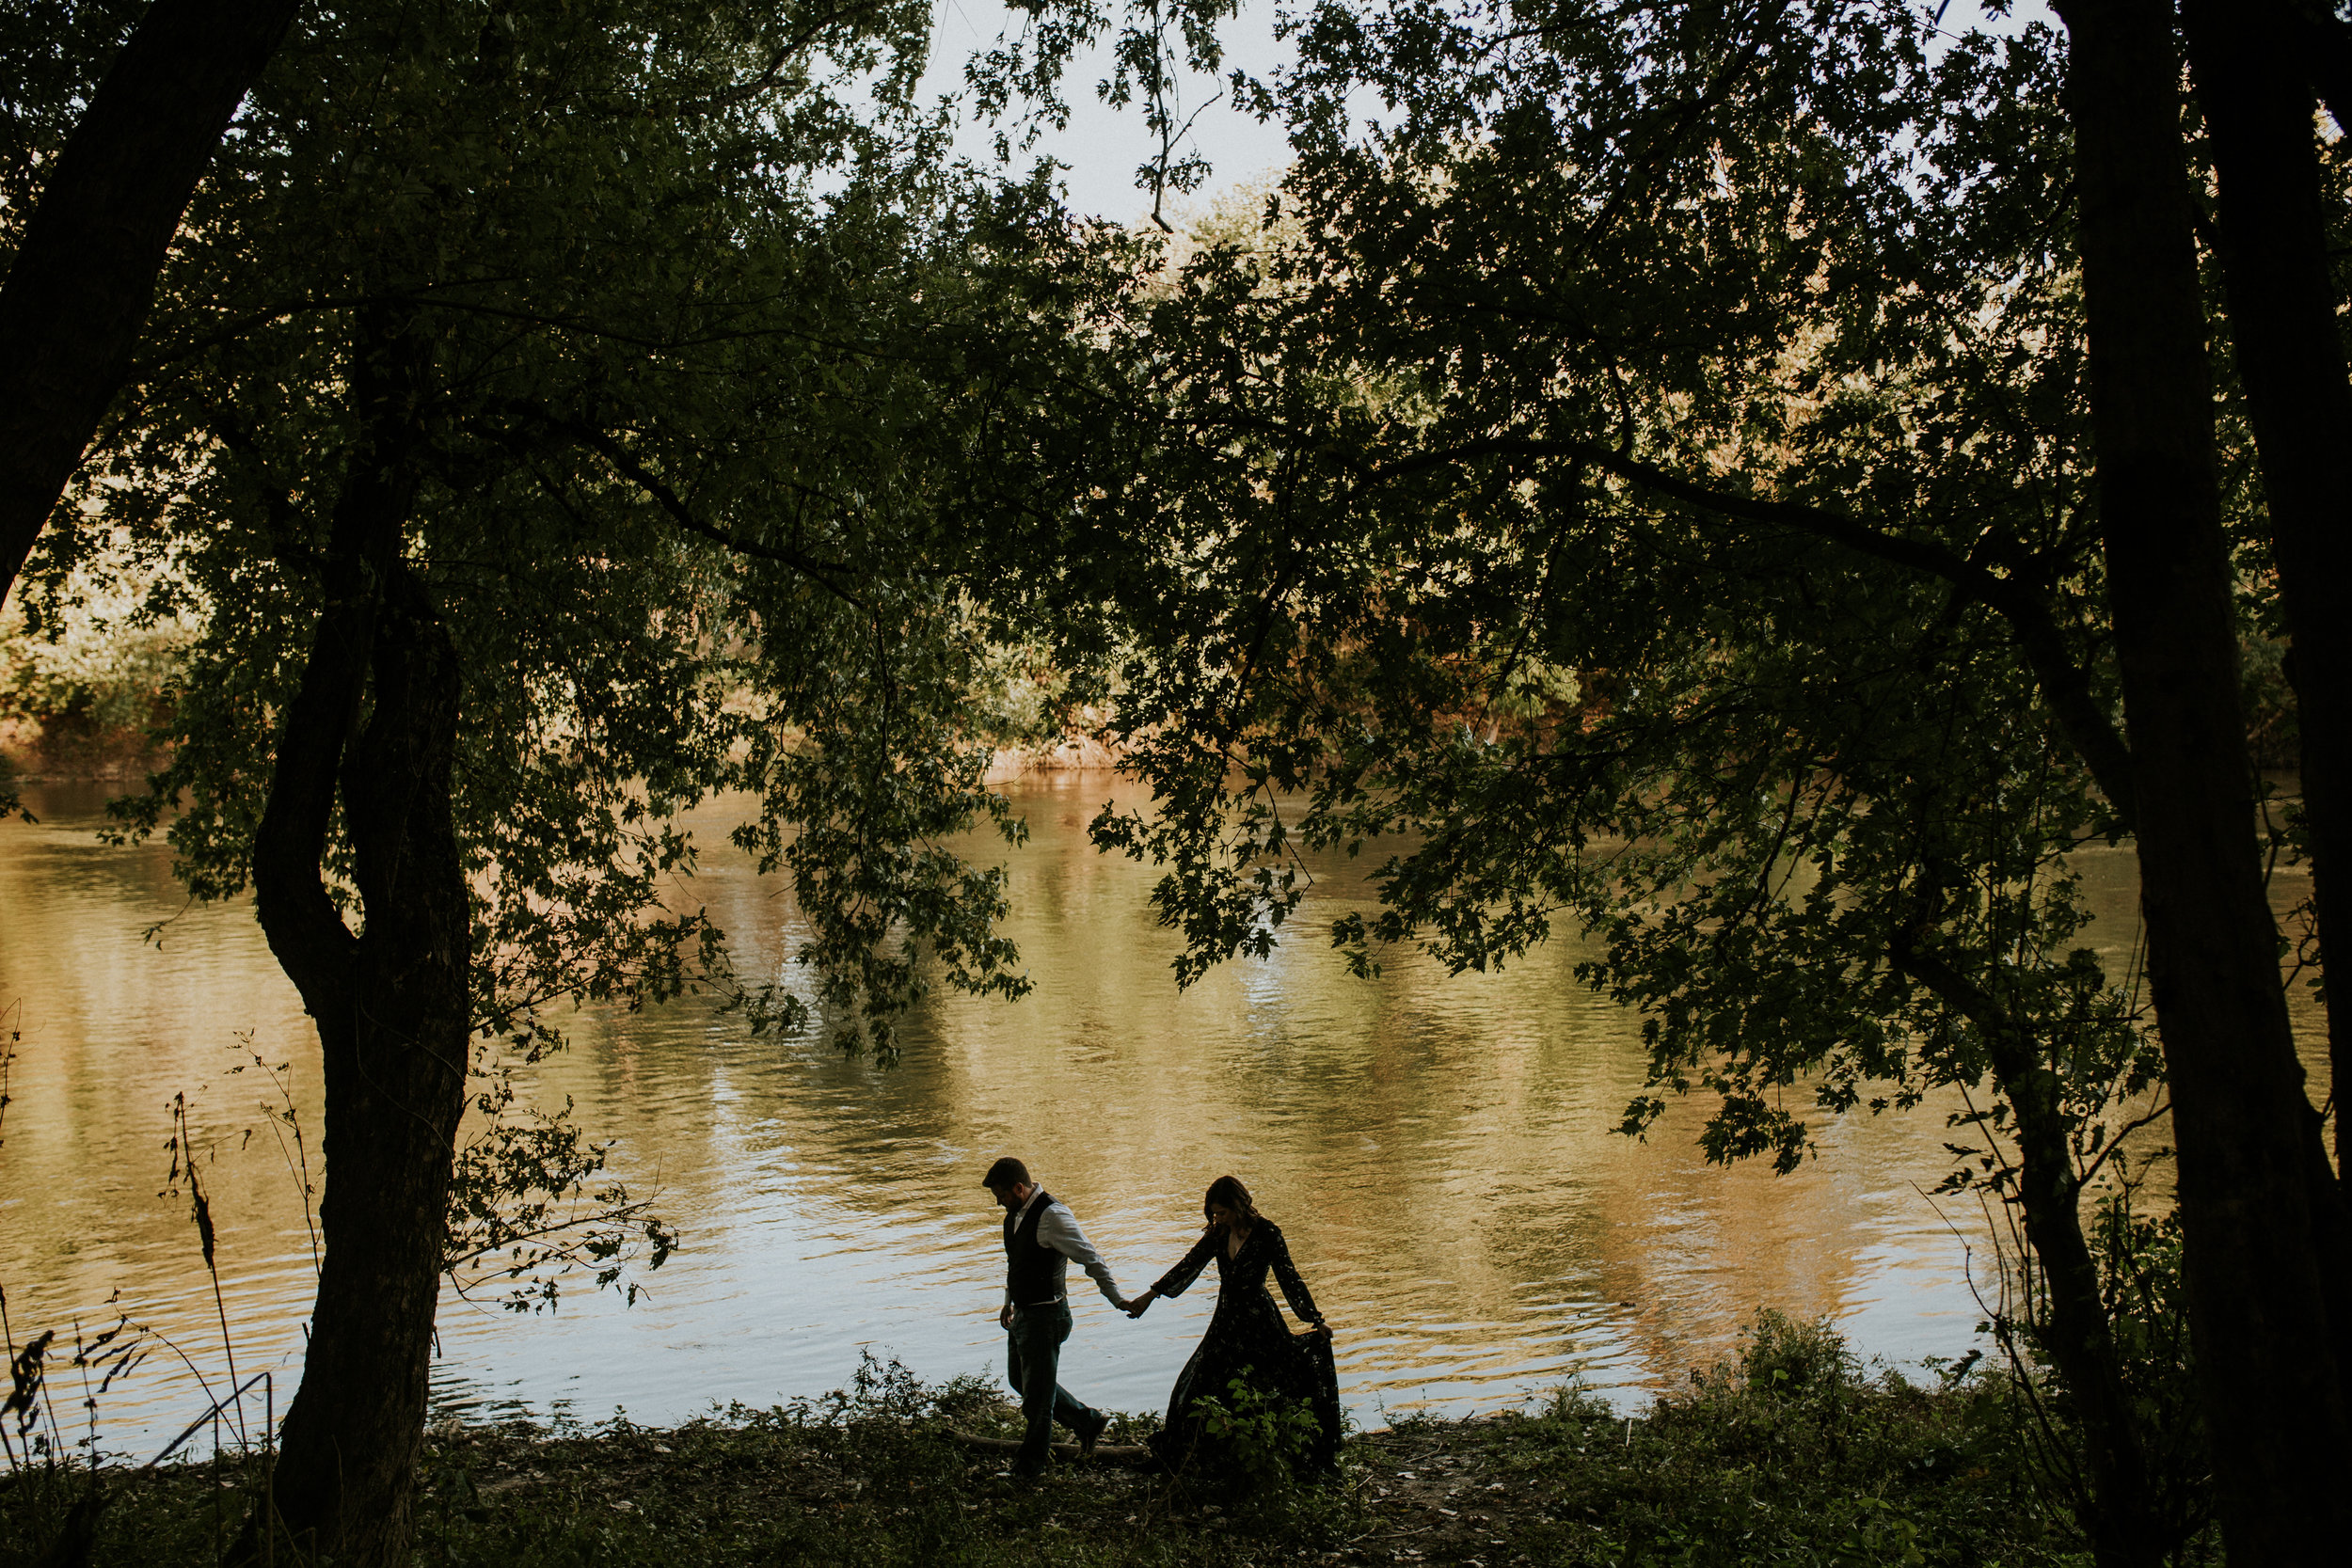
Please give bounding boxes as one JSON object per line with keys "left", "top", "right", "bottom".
{"left": 1266, "top": 1226, "right": 1328, "bottom": 1329}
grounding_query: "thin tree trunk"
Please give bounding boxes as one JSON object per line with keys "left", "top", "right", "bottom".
{"left": 1898, "top": 947, "right": 2166, "bottom": 1565}
{"left": 2008, "top": 1109, "right": 2163, "bottom": 1566}
{"left": 2057, "top": 0, "right": 2352, "bottom": 1558}
{"left": 2182, "top": 0, "right": 2352, "bottom": 1425}
{"left": 248, "top": 321, "right": 469, "bottom": 1567}
{"left": 0, "top": 0, "right": 299, "bottom": 610}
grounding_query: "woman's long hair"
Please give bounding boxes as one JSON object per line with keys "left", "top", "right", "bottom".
{"left": 1202, "top": 1174, "right": 1260, "bottom": 1231}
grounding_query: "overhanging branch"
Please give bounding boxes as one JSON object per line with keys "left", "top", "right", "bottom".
{"left": 1359, "top": 435, "right": 2139, "bottom": 828}
{"left": 551, "top": 418, "right": 866, "bottom": 608}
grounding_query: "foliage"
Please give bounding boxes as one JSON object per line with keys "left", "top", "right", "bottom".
{"left": 1478, "top": 1312, "right": 2100, "bottom": 1565}
{"left": 1994, "top": 1163, "right": 2216, "bottom": 1559}
{"left": 1175, "top": 1370, "right": 1348, "bottom": 1544}
{"left": 953, "top": 6, "right": 2265, "bottom": 1550}
{"left": 964, "top": 0, "right": 1248, "bottom": 228}
{"left": 1, "top": 1310, "right": 146, "bottom": 1477}
{"left": 442, "top": 1052, "right": 679, "bottom": 1313}
{"left": 0, "top": 0, "right": 1107, "bottom": 1351}
{"left": 0, "top": 550, "right": 187, "bottom": 771}
{"left": 977, "top": 0, "right": 2181, "bottom": 1232}
{"left": 7, "top": 0, "right": 1070, "bottom": 1074}
{"left": 1187, "top": 1372, "right": 1323, "bottom": 1487}
{"left": 171, "top": 1023, "right": 670, "bottom": 1320}
{"left": 0, "top": 1332, "right": 2135, "bottom": 1568}
{"left": 0, "top": 0, "right": 151, "bottom": 253}
{"left": 3, "top": 0, "right": 2298, "bottom": 1551}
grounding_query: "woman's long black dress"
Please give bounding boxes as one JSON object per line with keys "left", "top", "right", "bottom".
{"left": 1149, "top": 1220, "right": 1342, "bottom": 1471}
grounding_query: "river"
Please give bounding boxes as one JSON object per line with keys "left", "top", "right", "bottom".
{"left": 1, "top": 774, "right": 2316, "bottom": 1457}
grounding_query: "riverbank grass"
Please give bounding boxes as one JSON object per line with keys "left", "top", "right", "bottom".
{"left": 2, "top": 1317, "right": 2122, "bottom": 1566}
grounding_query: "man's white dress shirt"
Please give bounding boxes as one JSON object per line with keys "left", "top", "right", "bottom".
{"left": 1006, "top": 1186, "right": 1127, "bottom": 1311}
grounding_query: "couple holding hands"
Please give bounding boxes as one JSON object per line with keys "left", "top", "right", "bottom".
{"left": 981, "top": 1158, "right": 1342, "bottom": 1479}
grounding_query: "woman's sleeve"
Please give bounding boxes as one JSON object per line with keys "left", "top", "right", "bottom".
{"left": 1267, "top": 1226, "right": 1324, "bottom": 1323}
{"left": 1153, "top": 1231, "right": 1219, "bottom": 1298}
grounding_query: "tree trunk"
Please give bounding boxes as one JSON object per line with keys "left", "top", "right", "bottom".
{"left": 270, "top": 567, "right": 469, "bottom": 1567}
{"left": 248, "top": 322, "right": 469, "bottom": 1567}
{"left": 2183, "top": 0, "right": 2352, "bottom": 1431}
{"left": 2180, "top": 0, "right": 2352, "bottom": 1420}
{"left": 0, "top": 0, "right": 299, "bottom": 610}
{"left": 2057, "top": 0, "right": 2352, "bottom": 1557}
{"left": 1898, "top": 946, "right": 2167, "bottom": 1565}
{"left": 2182, "top": 0, "right": 2352, "bottom": 1157}
{"left": 2009, "top": 1136, "right": 2164, "bottom": 1567}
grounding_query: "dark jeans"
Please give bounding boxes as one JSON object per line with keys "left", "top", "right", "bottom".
{"left": 1005, "top": 1301, "right": 1093, "bottom": 1472}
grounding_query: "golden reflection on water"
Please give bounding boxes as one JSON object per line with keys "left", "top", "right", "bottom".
{"left": 4, "top": 774, "right": 2320, "bottom": 1451}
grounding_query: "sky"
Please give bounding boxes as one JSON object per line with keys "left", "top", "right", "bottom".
{"left": 915, "top": 0, "right": 1299, "bottom": 225}
{"left": 912, "top": 1, "right": 2061, "bottom": 226}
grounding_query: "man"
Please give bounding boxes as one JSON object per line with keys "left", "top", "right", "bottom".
{"left": 981, "top": 1156, "right": 1127, "bottom": 1477}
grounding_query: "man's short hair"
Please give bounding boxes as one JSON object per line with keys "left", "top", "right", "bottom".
{"left": 981, "top": 1156, "right": 1030, "bottom": 1189}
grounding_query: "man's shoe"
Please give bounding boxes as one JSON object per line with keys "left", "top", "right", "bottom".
{"left": 1074, "top": 1409, "right": 1109, "bottom": 1457}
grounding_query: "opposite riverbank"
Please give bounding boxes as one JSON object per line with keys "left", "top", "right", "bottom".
{"left": 0, "top": 1316, "right": 2153, "bottom": 1567}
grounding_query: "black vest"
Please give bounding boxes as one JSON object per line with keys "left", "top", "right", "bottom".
{"left": 1005, "top": 1191, "right": 1060, "bottom": 1305}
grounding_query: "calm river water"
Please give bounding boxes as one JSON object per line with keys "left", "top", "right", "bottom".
{"left": 1, "top": 775, "right": 2320, "bottom": 1456}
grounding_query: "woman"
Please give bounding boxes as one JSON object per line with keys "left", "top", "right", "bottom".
{"left": 1126, "top": 1175, "right": 1342, "bottom": 1472}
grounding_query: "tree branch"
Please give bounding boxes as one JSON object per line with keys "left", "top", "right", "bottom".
{"left": 250, "top": 318, "right": 420, "bottom": 1012}
{"left": 1359, "top": 435, "right": 2139, "bottom": 827}
{"left": 0, "top": 0, "right": 302, "bottom": 610}
{"left": 550, "top": 417, "right": 866, "bottom": 607}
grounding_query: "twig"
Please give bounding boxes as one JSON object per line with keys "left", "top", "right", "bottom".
{"left": 147, "top": 1371, "right": 271, "bottom": 1470}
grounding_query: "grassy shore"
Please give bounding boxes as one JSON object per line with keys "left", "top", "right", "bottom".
{"left": 2, "top": 1317, "right": 2146, "bottom": 1567}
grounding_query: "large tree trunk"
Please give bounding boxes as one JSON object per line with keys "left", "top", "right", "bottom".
{"left": 248, "top": 322, "right": 470, "bottom": 1567}
{"left": 2057, "top": 0, "right": 2352, "bottom": 1558}
{"left": 270, "top": 568, "right": 469, "bottom": 1566}
{"left": 2179, "top": 0, "right": 2352, "bottom": 1418}
{"left": 0, "top": 0, "right": 299, "bottom": 610}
